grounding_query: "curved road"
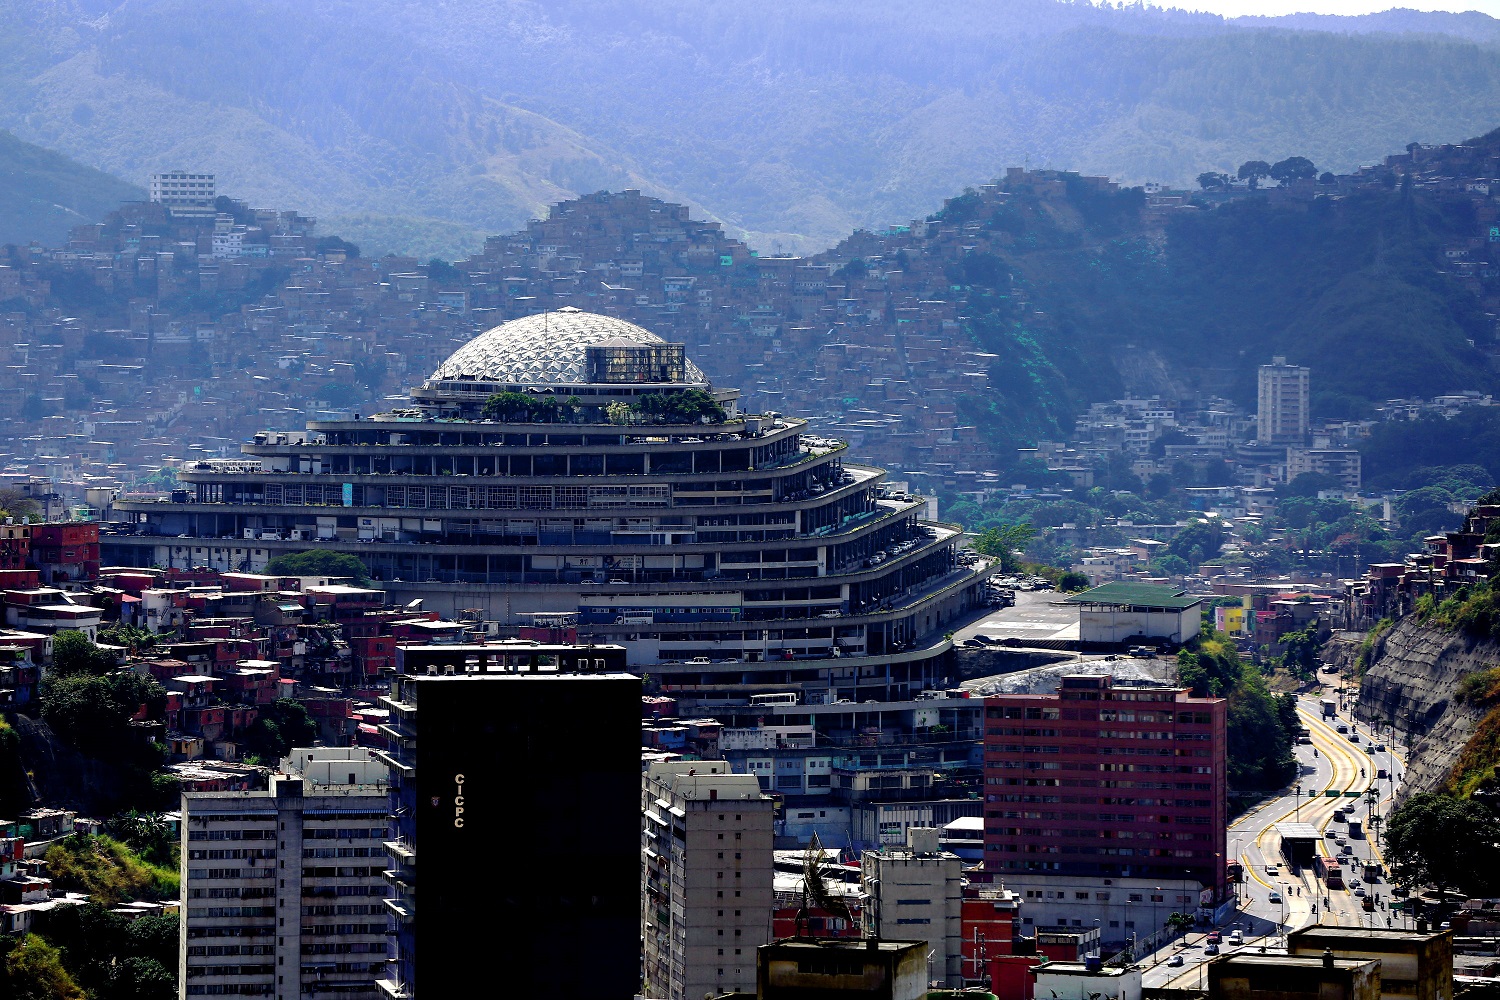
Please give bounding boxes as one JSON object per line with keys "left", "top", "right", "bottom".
{"left": 1144, "top": 684, "right": 1409, "bottom": 988}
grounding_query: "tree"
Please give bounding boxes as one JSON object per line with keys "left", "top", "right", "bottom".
{"left": 0, "top": 487, "right": 42, "bottom": 522}
{"left": 41, "top": 672, "right": 166, "bottom": 756}
{"left": 426, "top": 257, "right": 461, "bottom": 284}
{"left": 96, "top": 624, "right": 157, "bottom": 653}
{"left": 1226, "top": 665, "right": 1298, "bottom": 787}
{"left": 1, "top": 934, "right": 86, "bottom": 1000}
{"left": 105, "top": 811, "right": 175, "bottom": 869}
{"left": 1149, "top": 428, "right": 1194, "bottom": 458}
{"left": 315, "top": 235, "right": 360, "bottom": 258}
{"left": 30, "top": 903, "right": 177, "bottom": 1000}
{"left": 971, "top": 523, "right": 1036, "bottom": 573}
{"left": 263, "top": 550, "right": 370, "bottom": 584}
{"left": 1278, "top": 472, "right": 1342, "bottom": 498}
{"left": 1237, "top": 160, "right": 1272, "bottom": 190}
{"left": 102, "top": 957, "right": 175, "bottom": 1000}
{"left": 632, "top": 389, "right": 726, "bottom": 424}
{"left": 1166, "top": 517, "right": 1226, "bottom": 564}
{"left": 242, "top": 699, "right": 319, "bottom": 761}
{"left": 1196, "top": 171, "right": 1230, "bottom": 191}
{"left": 1386, "top": 793, "right": 1500, "bottom": 897}
{"left": 1269, "top": 156, "right": 1317, "bottom": 186}
{"left": 1057, "top": 570, "right": 1091, "bottom": 592}
{"left": 1319, "top": 171, "right": 1337, "bottom": 185}
{"left": 50, "top": 630, "right": 116, "bottom": 677}
{"left": 1279, "top": 625, "right": 1321, "bottom": 680}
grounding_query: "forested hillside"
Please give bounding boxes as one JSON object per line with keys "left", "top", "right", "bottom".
{"left": 0, "top": 129, "right": 141, "bottom": 246}
{"left": 796, "top": 135, "right": 1498, "bottom": 452}
{"left": 3, "top": 0, "right": 1500, "bottom": 255}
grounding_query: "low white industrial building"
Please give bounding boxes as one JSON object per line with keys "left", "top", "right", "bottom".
{"left": 1066, "top": 582, "right": 1202, "bottom": 647}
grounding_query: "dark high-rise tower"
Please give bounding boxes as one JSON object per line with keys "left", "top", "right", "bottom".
{"left": 375, "top": 644, "right": 639, "bottom": 1000}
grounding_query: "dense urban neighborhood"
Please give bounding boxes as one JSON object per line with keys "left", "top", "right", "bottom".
{"left": 3, "top": 29, "right": 1500, "bottom": 1000}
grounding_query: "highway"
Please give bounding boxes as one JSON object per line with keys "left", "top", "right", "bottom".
{"left": 1141, "top": 679, "right": 1411, "bottom": 988}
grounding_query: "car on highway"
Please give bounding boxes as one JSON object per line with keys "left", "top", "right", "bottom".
{"left": 1229, "top": 930, "right": 1243, "bottom": 944}
{"left": 1375, "top": 744, "right": 1387, "bottom": 752}
{"left": 1363, "top": 897, "right": 1376, "bottom": 911}
{"left": 1264, "top": 864, "right": 1279, "bottom": 876}
{"left": 1348, "top": 732, "right": 1361, "bottom": 743}
{"left": 1168, "top": 955, "right": 1185, "bottom": 967}
{"left": 1325, "top": 829, "right": 1338, "bottom": 838}
{"left": 1354, "top": 886, "right": 1367, "bottom": 897}
{"left": 973, "top": 634, "right": 994, "bottom": 643}
{"left": 1269, "top": 890, "right": 1282, "bottom": 903}
{"left": 1337, "top": 724, "right": 1349, "bottom": 734}
{"left": 1206, "top": 931, "right": 1222, "bottom": 944}
{"left": 1205, "top": 944, "right": 1220, "bottom": 955}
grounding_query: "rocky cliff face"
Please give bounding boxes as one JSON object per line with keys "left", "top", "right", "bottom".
{"left": 1354, "top": 616, "right": 1500, "bottom": 799}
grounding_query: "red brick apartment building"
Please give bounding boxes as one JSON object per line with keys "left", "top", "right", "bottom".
{"left": 981, "top": 675, "right": 1228, "bottom": 937}
{"left": 28, "top": 523, "right": 100, "bottom": 584}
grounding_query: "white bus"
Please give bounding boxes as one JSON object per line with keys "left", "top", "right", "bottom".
{"left": 749, "top": 692, "right": 799, "bottom": 707}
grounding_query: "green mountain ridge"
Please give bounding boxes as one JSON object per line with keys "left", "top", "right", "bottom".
{"left": 4, "top": 0, "right": 1500, "bottom": 255}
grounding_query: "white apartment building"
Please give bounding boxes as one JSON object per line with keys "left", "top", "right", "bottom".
{"left": 150, "top": 171, "right": 217, "bottom": 217}
{"left": 180, "top": 748, "right": 390, "bottom": 1000}
{"left": 1287, "top": 447, "right": 1362, "bottom": 490}
{"left": 1257, "top": 356, "right": 1311, "bottom": 446}
{"left": 861, "top": 827, "right": 964, "bottom": 988}
{"left": 641, "top": 761, "right": 774, "bottom": 1000}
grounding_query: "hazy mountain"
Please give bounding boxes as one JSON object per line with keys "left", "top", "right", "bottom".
{"left": 1238, "top": 9, "right": 1500, "bottom": 45}
{"left": 0, "top": 128, "right": 142, "bottom": 247}
{"left": 3, "top": 0, "right": 1500, "bottom": 255}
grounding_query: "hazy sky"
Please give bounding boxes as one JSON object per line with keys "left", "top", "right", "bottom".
{"left": 1166, "top": 1, "right": 1500, "bottom": 13}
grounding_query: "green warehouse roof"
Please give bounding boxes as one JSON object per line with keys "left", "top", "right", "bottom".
{"left": 1063, "top": 582, "right": 1202, "bottom": 610}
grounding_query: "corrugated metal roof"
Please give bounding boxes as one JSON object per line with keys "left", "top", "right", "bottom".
{"left": 1064, "top": 581, "right": 1201, "bottom": 610}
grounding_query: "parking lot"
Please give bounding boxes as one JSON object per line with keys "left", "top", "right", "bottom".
{"left": 953, "top": 589, "right": 1080, "bottom": 646}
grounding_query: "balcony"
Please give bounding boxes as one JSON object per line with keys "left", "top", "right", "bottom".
{"left": 382, "top": 895, "right": 414, "bottom": 924}
{"left": 383, "top": 840, "right": 415, "bottom": 864}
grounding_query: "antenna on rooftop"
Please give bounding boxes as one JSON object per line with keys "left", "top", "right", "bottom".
{"left": 796, "top": 832, "right": 850, "bottom": 938}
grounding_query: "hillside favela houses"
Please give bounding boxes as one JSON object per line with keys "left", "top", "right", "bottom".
{"left": 101, "top": 309, "right": 996, "bottom": 719}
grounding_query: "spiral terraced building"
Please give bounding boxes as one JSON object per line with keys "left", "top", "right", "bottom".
{"left": 104, "top": 308, "right": 993, "bottom": 711}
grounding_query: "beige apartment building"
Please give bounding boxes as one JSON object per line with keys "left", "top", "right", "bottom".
{"left": 642, "top": 761, "right": 774, "bottom": 1000}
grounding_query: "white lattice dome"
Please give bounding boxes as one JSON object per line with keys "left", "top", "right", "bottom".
{"left": 427, "top": 307, "right": 706, "bottom": 386}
